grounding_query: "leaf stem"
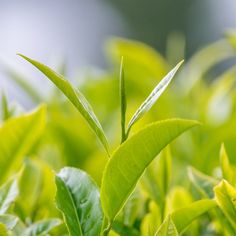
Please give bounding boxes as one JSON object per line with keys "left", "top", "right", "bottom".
{"left": 119, "top": 57, "right": 127, "bottom": 143}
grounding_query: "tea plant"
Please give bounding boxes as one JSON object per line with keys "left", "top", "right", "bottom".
{"left": 1, "top": 31, "right": 236, "bottom": 235}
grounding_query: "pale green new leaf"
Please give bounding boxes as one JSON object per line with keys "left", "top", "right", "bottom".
{"left": 101, "top": 119, "right": 199, "bottom": 221}
{"left": 0, "top": 106, "right": 46, "bottom": 182}
{"left": 141, "top": 201, "right": 162, "bottom": 236}
{"left": 24, "top": 219, "right": 61, "bottom": 236}
{"left": 127, "top": 61, "right": 183, "bottom": 136}
{"left": 18, "top": 54, "right": 109, "bottom": 154}
{"left": 179, "top": 40, "right": 234, "bottom": 92}
{"left": 220, "top": 143, "right": 233, "bottom": 183}
{"left": 170, "top": 199, "right": 216, "bottom": 234}
{"left": 55, "top": 167, "right": 103, "bottom": 236}
{"left": 0, "top": 214, "right": 18, "bottom": 230}
{"left": 0, "top": 223, "right": 8, "bottom": 236}
{"left": 1, "top": 93, "right": 12, "bottom": 121}
{"left": 214, "top": 180, "right": 236, "bottom": 230}
{"left": 106, "top": 37, "right": 168, "bottom": 82}
{"left": 4, "top": 67, "right": 42, "bottom": 103}
{"left": 188, "top": 166, "right": 217, "bottom": 198}
{"left": 155, "top": 215, "right": 178, "bottom": 236}
{"left": 142, "top": 147, "right": 172, "bottom": 220}
{"left": 0, "top": 178, "right": 19, "bottom": 214}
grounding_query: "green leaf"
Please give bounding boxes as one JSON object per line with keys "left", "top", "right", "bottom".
{"left": 18, "top": 54, "right": 109, "bottom": 155}
{"left": 0, "top": 178, "right": 19, "bottom": 214}
{"left": 101, "top": 119, "right": 199, "bottom": 221}
{"left": 122, "top": 189, "right": 141, "bottom": 227}
{"left": 0, "top": 106, "right": 46, "bottom": 182}
{"left": 24, "top": 219, "right": 61, "bottom": 236}
{"left": 1, "top": 93, "right": 12, "bottom": 121}
{"left": 0, "top": 214, "right": 18, "bottom": 230}
{"left": 106, "top": 37, "right": 168, "bottom": 83}
{"left": 141, "top": 201, "right": 162, "bottom": 236}
{"left": 171, "top": 199, "right": 216, "bottom": 234}
{"left": 112, "top": 222, "right": 139, "bottom": 236}
{"left": 142, "top": 147, "right": 172, "bottom": 220}
{"left": 119, "top": 57, "right": 127, "bottom": 143}
{"left": 155, "top": 215, "right": 178, "bottom": 236}
{"left": 55, "top": 167, "right": 103, "bottom": 236}
{"left": 214, "top": 180, "right": 236, "bottom": 230}
{"left": 220, "top": 143, "right": 233, "bottom": 183}
{"left": 126, "top": 61, "right": 183, "bottom": 136}
{"left": 4, "top": 67, "right": 42, "bottom": 103}
{"left": 179, "top": 40, "right": 234, "bottom": 92}
{"left": 0, "top": 223, "right": 8, "bottom": 236}
{"left": 188, "top": 166, "right": 217, "bottom": 198}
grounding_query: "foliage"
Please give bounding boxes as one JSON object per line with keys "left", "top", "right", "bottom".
{"left": 1, "top": 31, "right": 236, "bottom": 235}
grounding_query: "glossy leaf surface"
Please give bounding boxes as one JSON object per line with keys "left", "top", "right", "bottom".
{"left": 127, "top": 61, "right": 183, "bottom": 134}
{"left": 101, "top": 119, "right": 199, "bottom": 220}
{"left": 55, "top": 167, "right": 103, "bottom": 236}
{"left": 18, "top": 54, "right": 109, "bottom": 154}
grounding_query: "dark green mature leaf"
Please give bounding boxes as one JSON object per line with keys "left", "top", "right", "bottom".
{"left": 18, "top": 54, "right": 109, "bottom": 155}
{"left": 112, "top": 221, "right": 139, "bottom": 236}
{"left": 101, "top": 119, "right": 199, "bottom": 221}
{"left": 0, "top": 106, "right": 46, "bottom": 182}
{"left": 126, "top": 61, "right": 183, "bottom": 136}
{"left": 155, "top": 215, "right": 178, "bottom": 236}
{"left": 171, "top": 199, "right": 216, "bottom": 234}
{"left": 0, "top": 178, "right": 18, "bottom": 214}
{"left": 214, "top": 180, "right": 236, "bottom": 230}
{"left": 119, "top": 57, "right": 127, "bottom": 143}
{"left": 55, "top": 167, "right": 103, "bottom": 236}
{"left": 24, "top": 219, "right": 61, "bottom": 236}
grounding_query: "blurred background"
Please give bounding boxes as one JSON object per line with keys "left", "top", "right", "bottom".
{"left": 1, "top": 0, "right": 236, "bottom": 106}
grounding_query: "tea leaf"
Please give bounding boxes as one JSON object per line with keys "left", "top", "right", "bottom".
{"left": 141, "top": 201, "right": 162, "bottom": 236}
{"left": 0, "top": 223, "right": 8, "bottom": 236}
{"left": 220, "top": 143, "right": 233, "bottom": 183}
{"left": 1, "top": 93, "right": 12, "bottom": 121}
{"left": 142, "top": 147, "right": 172, "bottom": 219}
{"left": 106, "top": 37, "right": 168, "bottom": 82}
{"left": 119, "top": 57, "right": 127, "bottom": 143}
{"left": 55, "top": 167, "right": 103, "bottom": 236}
{"left": 101, "top": 119, "right": 199, "bottom": 221}
{"left": 18, "top": 54, "right": 109, "bottom": 155}
{"left": 24, "top": 219, "right": 61, "bottom": 236}
{"left": 0, "top": 178, "right": 19, "bottom": 214}
{"left": 171, "top": 199, "right": 216, "bottom": 234}
{"left": 0, "top": 106, "right": 46, "bottom": 182}
{"left": 0, "top": 214, "right": 18, "bottom": 230}
{"left": 4, "top": 67, "right": 43, "bottom": 103}
{"left": 155, "top": 215, "right": 178, "bottom": 236}
{"left": 188, "top": 166, "right": 217, "bottom": 198}
{"left": 214, "top": 180, "right": 236, "bottom": 230}
{"left": 126, "top": 61, "right": 183, "bottom": 136}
